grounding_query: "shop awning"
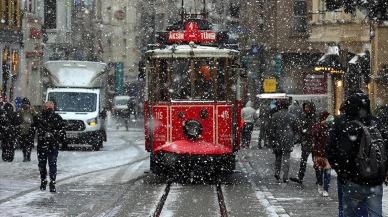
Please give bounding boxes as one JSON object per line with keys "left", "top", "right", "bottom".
{"left": 316, "top": 53, "right": 341, "bottom": 70}
{"left": 315, "top": 45, "right": 342, "bottom": 73}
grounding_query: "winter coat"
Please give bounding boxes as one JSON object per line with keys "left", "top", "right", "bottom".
{"left": 270, "top": 107, "right": 298, "bottom": 153}
{"left": 241, "top": 101, "right": 257, "bottom": 123}
{"left": 300, "top": 101, "right": 316, "bottom": 152}
{"left": 325, "top": 93, "right": 388, "bottom": 186}
{"left": 0, "top": 103, "right": 20, "bottom": 142}
{"left": 33, "top": 109, "right": 66, "bottom": 150}
{"left": 15, "top": 104, "right": 35, "bottom": 136}
{"left": 312, "top": 111, "right": 330, "bottom": 158}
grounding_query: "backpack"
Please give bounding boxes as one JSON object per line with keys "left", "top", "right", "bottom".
{"left": 350, "top": 120, "right": 387, "bottom": 182}
{"left": 19, "top": 111, "right": 33, "bottom": 135}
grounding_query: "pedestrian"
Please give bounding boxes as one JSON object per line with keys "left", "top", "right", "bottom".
{"left": 33, "top": 101, "right": 66, "bottom": 192}
{"left": 127, "top": 97, "right": 137, "bottom": 120}
{"left": 241, "top": 100, "right": 257, "bottom": 148}
{"left": 15, "top": 98, "right": 36, "bottom": 162}
{"left": 326, "top": 92, "right": 388, "bottom": 217}
{"left": 0, "top": 103, "right": 19, "bottom": 162}
{"left": 334, "top": 101, "right": 368, "bottom": 217}
{"left": 270, "top": 100, "right": 298, "bottom": 183}
{"left": 311, "top": 110, "right": 331, "bottom": 197}
{"left": 290, "top": 101, "right": 316, "bottom": 184}
{"left": 257, "top": 105, "right": 269, "bottom": 149}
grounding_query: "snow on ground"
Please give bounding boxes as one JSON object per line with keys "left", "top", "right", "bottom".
{"left": 0, "top": 126, "right": 149, "bottom": 216}
{"left": 1, "top": 127, "right": 388, "bottom": 216}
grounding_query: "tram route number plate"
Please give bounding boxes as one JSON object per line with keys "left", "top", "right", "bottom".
{"left": 66, "top": 132, "right": 78, "bottom": 139}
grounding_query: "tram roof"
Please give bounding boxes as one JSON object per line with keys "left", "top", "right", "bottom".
{"left": 145, "top": 44, "right": 240, "bottom": 58}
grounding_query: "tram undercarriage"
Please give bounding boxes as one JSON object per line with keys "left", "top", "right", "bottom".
{"left": 150, "top": 151, "right": 236, "bottom": 175}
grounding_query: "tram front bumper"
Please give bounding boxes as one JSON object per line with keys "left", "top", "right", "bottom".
{"left": 153, "top": 151, "right": 235, "bottom": 174}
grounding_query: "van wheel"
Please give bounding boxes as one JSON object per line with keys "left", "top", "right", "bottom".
{"left": 92, "top": 141, "right": 101, "bottom": 151}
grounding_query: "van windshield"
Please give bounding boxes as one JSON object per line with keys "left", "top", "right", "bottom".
{"left": 48, "top": 92, "right": 97, "bottom": 112}
{"left": 115, "top": 99, "right": 128, "bottom": 106}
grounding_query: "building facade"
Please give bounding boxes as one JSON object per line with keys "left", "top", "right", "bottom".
{"left": 309, "top": 0, "right": 374, "bottom": 114}
{"left": 0, "top": 0, "right": 23, "bottom": 103}
{"left": 240, "top": 0, "right": 326, "bottom": 105}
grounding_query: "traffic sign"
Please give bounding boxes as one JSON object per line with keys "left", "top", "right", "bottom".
{"left": 250, "top": 45, "right": 260, "bottom": 55}
{"left": 263, "top": 78, "right": 277, "bottom": 93}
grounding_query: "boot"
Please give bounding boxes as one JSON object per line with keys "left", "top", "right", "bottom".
{"left": 290, "top": 177, "right": 303, "bottom": 184}
{"left": 40, "top": 180, "right": 47, "bottom": 191}
{"left": 317, "top": 185, "right": 323, "bottom": 195}
{"left": 49, "top": 181, "right": 56, "bottom": 193}
{"left": 26, "top": 151, "right": 31, "bottom": 162}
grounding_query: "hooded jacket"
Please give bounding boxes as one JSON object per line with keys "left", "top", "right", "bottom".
{"left": 300, "top": 101, "right": 316, "bottom": 152}
{"left": 325, "top": 93, "right": 387, "bottom": 185}
{"left": 241, "top": 101, "right": 257, "bottom": 123}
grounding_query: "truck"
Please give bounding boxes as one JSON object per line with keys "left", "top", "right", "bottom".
{"left": 44, "top": 61, "right": 108, "bottom": 151}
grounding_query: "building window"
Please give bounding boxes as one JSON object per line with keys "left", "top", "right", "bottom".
{"left": 44, "top": 0, "right": 56, "bottom": 29}
{"left": 0, "top": 0, "right": 21, "bottom": 29}
{"left": 230, "top": 3, "right": 240, "bottom": 18}
{"left": 258, "top": 14, "right": 264, "bottom": 32}
{"left": 22, "top": 0, "right": 36, "bottom": 13}
{"left": 293, "top": 0, "right": 307, "bottom": 33}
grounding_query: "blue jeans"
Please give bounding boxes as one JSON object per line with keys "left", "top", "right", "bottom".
{"left": 342, "top": 180, "right": 383, "bottom": 217}
{"left": 316, "top": 168, "right": 331, "bottom": 191}
{"left": 37, "top": 148, "right": 59, "bottom": 182}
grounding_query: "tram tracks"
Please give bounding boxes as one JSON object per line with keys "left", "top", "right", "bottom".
{"left": 151, "top": 180, "right": 228, "bottom": 217}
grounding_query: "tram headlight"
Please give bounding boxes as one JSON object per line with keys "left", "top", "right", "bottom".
{"left": 183, "top": 119, "right": 203, "bottom": 139}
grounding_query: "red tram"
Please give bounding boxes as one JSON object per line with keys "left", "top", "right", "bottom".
{"left": 143, "top": 14, "right": 243, "bottom": 175}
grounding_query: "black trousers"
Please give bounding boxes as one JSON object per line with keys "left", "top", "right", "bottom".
{"left": 242, "top": 122, "right": 254, "bottom": 147}
{"left": 297, "top": 150, "right": 311, "bottom": 181}
{"left": 20, "top": 134, "right": 34, "bottom": 159}
{"left": 37, "top": 147, "right": 59, "bottom": 182}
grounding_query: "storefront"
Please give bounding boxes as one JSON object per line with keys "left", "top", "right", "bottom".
{"left": 0, "top": 35, "right": 21, "bottom": 102}
{"left": 314, "top": 45, "right": 344, "bottom": 115}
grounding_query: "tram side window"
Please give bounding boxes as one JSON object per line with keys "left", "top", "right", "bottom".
{"left": 159, "top": 60, "right": 168, "bottom": 102}
{"left": 172, "top": 60, "right": 191, "bottom": 100}
{"left": 217, "top": 60, "right": 226, "bottom": 101}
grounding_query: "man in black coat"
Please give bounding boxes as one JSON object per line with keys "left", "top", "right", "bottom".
{"left": 290, "top": 101, "right": 316, "bottom": 184}
{"left": 326, "top": 93, "right": 388, "bottom": 216}
{"left": 33, "top": 101, "right": 66, "bottom": 192}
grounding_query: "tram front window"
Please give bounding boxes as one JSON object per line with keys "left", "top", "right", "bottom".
{"left": 194, "top": 61, "right": 213, "bottom": 100}
{"left": 168, "top": 59, "right": 230, "bottom": 101}
{"left": 172, "top": 61, "right": 191, "bottom": 100}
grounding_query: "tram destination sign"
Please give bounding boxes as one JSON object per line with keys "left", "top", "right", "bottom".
{"left": 168, "top": 21, "right": 216, "bottom": 42}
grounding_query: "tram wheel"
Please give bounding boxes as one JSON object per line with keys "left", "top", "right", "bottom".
{"left": 220, "top": 154, "right": 236, "bottom": 173}
{"left": 150, "top": 153, "right": 164, "bottom": 174}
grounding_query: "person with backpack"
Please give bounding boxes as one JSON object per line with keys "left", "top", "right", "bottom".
{"left": 33, "top": 101, "right": 66, "bottom": 192}
{"left": 15, "top": 98, "right": 35, "bottom": 162}
{"left": 326, "top": 93, "right": 388, "bottom": 217}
